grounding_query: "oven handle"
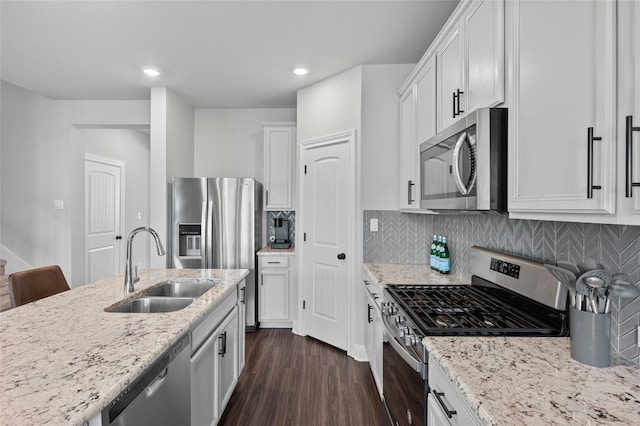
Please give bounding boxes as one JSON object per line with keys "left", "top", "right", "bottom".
{"left": 382, "top": 316, "right": 424, "bottom": 375}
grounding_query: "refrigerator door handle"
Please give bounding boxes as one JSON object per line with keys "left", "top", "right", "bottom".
{"left": 200, "top": 201, "right": 208, "bottom": 268}
{"left": 206, "top": 200, "right": 214, "bottom": 269}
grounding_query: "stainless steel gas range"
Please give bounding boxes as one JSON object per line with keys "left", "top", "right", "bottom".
{"left": 381, "top": 246, "right": 569, "bottom": 426}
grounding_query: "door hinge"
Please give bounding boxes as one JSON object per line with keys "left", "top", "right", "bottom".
{"left": 303, "top": 232, "right": 306, "bottom": 242}
{"left": 303, "top": 300, "right": 306, "bottom": 310}
{"left": 304, "top": 165, "right": 307, "bottom": 175}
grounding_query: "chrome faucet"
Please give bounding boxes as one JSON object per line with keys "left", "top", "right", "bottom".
{"left": 124, "top": 226, "right": 166, "bottom": 294}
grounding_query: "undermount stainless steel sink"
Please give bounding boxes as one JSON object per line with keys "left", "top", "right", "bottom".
{"left": 106, "top": 278, "right": 217, "bottom": 313}
{"left": 144, "top": 280, "right": 217, "bottom": 298}
{"left": 107, "top": 296, "right": 195, "bottom": 313}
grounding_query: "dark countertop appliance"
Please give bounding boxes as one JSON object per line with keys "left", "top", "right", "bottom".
{"left": 381, "top": 246, "right": 568, "bottom": 426}
{"left": 270, "top": 218, "right": 291, "bottom": 249}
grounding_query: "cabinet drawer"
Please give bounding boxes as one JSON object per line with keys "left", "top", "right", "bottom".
{"left": 428, "top": 356, "right": 481, "bottom": 426}
{"left": 260, "top": 256, "right": 289, "bottom": 268}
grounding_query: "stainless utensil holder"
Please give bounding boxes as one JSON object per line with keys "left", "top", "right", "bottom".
{"left": 569, "top": 306, "right": 610, "bottom": 367}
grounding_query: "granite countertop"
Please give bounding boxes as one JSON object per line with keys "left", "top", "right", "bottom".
{"left": 363, "top": 263, "right": 470, "bottom": 286}
{"left": 258, "top": 246, "right": 295, "bottom": 255}
{"left": 424, "top": 336, "right": 640, "bottom": 425}
{"left": 0, "top": 268, "right": 248, "bottom": 426}
{"left": 364, "top": 263, "right": 640, "bottom": 425}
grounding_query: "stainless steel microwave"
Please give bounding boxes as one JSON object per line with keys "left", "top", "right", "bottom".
{"left": 419, "top": 108, "right": 507, "bottom": 211}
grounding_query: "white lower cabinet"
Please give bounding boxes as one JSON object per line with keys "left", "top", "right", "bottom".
{"left": 428, "top": 354, "right": 481, "bottom": 426}
{"left": 190, "top": 291, "right": 241, "bottom": 426}
{"left": 363, "top": 285, "right": 383, "bottom": 397}
{"left": 258, "top": 255, "right": 294, "bottom": 328}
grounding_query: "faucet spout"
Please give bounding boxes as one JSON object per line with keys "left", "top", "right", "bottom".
{"left": 124, "top": 226, "right": 165, "bottom": 294}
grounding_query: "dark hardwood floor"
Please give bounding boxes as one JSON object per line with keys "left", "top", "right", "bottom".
{"left": 219, "top": 329, "right": 387, "bottom": 426}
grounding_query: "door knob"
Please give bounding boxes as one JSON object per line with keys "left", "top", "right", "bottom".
{"left": 337, "top": 253, "right": 346, "bottom": 260}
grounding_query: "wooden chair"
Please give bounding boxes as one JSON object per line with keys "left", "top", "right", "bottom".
{"left": 9, "top": 265, "right": 70, "bottom": 307}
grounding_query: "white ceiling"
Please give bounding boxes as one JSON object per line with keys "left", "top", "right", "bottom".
{"left": 1, "top": 0, "right": 459, "bottom": 108}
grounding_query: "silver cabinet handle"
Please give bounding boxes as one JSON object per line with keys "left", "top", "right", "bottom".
{"left": 625, "top": 116, "right": 640, "bottom": 198}
{"left": 587, "top": 127, "right": 603, "bottom": 198}
{"left": 432, "top": 390, "right": 457, "bottom": 419}
{"left": 407, "top": 180, "right": 415, "bottom": 205}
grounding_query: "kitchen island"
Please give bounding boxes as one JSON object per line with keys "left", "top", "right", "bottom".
{"left": 0, "top": 268, "right": 248, "bottom": 426}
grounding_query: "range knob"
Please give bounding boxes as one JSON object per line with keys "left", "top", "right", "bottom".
{"left": 407, "top": 334, "right": 421, "bottom": 346}
{"left": 398, "top": 326, "right": 409, "bottom": 337}
{"left": 404, "top": 329, "right": 414, "bottom": 346}
{"left": 381, "top": 302, "right": 390, "bottom": 316}
{"left": 389, "top": 304, "right": 398, "bottom": 315}
{"left": 393, "top": 315, "right": 406, "bottom": 325}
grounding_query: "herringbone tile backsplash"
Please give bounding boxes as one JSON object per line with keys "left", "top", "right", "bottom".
{"left": 363, "top": 210, "right": 640, "bottom": 364}
{"left": 266, "top": 211, "right": 296, "bottom": 242}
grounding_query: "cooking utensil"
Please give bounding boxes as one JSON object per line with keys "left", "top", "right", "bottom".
{"left": 584, "top": 257, "right": 603, "bottom": 271}
{"left": 609, "top": 273, "right": 640, "bottom": 300}
{"left": 575, "top": 278, "right": 593, "bottom": 311}
{"left": 576, "top": 270, "right": 612, "bottom": 313}
{"left": 557, "top": 260, "right": 581, "bottom": 275}
{"left": 544, "top": 264, "right": 577, "bottom": 307}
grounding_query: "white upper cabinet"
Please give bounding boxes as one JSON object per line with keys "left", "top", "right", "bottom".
{"left": 263, "top": 123, "right": 296, "bottom": 211}
{"left": 398, "top": 0, "right": 503, "bottom": 212}
{"left": 464, "top": 0, "right": 505, "bottom": 112}
{"left": 399, "top": 86, "right": 419, "bottom": 210}
{"left": 415, "top": 55, "right": 438, "bottom": 146}
{"left": 437, "top": 0, "right": 505, "bottom": 131}
{"left": 508, "top": 0, "right": 619, "bottom": 217}
{"left": 617, "top": 0, "right": 640, "bottom": 221}
{"left": 437, "top": 26, "right": 463, "bottom": 131}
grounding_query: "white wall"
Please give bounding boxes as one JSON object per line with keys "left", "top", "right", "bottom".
{"left": 83, "top": 128, "right": 151, "bottom": 271}
{"left": 1, "top": 80, "right": 150, "bottom": 285}
{"left": 296, "top": 67, "right": 362, "bottom": 143}
{"left": 361, "top": 64, "right": 414, "bottom": 210}
{"left": 194, "top": 108, "right": 296, "bottom": 179}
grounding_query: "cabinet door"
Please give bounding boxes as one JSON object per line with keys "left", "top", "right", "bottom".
{"left": 191, "top": 330, "right": 218, "bottom": 426}
{"left": 399, "top": 88, "right": 419, "bottom": 210}
{"left": 415, "top": 54, "right": 438, "bottom": 146}
{"left": 618, "top": 0, "right": 640, "bottom": 219}
{"left": 427, "top": 393, "right": 452, "bottom": 426}
{"left": 218, "top": 307, "right": 239, "bottom": 415}
{"left": 372, "top": 302, "right": 383, "bottom": 397}
{"left": 464, "top": 0, "right": 504, "bottom": 111}
{"left": 260, "top": 269, "right": 290, "bottom": 322}
{"left": 509, "top": 0, "right": 616, "bottom": 214}
{"left": 437, "top": 25, "right": 463, "bottom": 131}
{"left": 264, "top": 126, "right": 295, "bottom": 211}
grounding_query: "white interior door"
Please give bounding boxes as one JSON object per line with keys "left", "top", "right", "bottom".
{"left": 301, "top": 134, "right": 352, "bottom": 351}
{"left": 85, "top": 155, "right": 124, "bottom": 283}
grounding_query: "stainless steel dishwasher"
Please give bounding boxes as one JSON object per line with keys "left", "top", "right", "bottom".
{"left": 101, "top": 334, "right": 191, "bottom": 426}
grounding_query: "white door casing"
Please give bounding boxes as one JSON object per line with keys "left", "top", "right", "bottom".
{"left": 299, "top": 131, "right": 356, "bottom": 352}
{"left": 85, "top": 154, "right": 124, "bottom": 284}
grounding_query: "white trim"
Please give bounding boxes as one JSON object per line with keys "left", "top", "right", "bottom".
{"left": 297, "top": 129, "right": 359, "bottom": 357}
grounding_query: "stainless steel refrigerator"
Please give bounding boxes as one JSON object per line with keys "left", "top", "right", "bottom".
{"left": 170, "top": 177, "right": 262, "bottom": 330}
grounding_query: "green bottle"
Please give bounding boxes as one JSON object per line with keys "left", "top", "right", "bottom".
{"left": 430, "top": 235, "right": 438, "bottom": 270}
{"left": 441, "top": 236, "right": 450, "bottom": 274}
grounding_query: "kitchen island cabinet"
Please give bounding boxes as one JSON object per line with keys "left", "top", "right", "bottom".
{"left": 0, "top": 268, "right": 248, "bottom": 426}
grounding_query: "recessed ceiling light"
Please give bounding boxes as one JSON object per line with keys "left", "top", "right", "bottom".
{"left": 293, "top": 67, "right": 309, "bottom": 76}
{"left": 143, "top": 68, "right": 160, "bottom": 77}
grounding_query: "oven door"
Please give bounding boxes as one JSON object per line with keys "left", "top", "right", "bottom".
{"left": 382, "top": 316, "right": 428, "bottom": 426}
{"left": 420, "top": 124, "right": 478, "bottom": 211}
